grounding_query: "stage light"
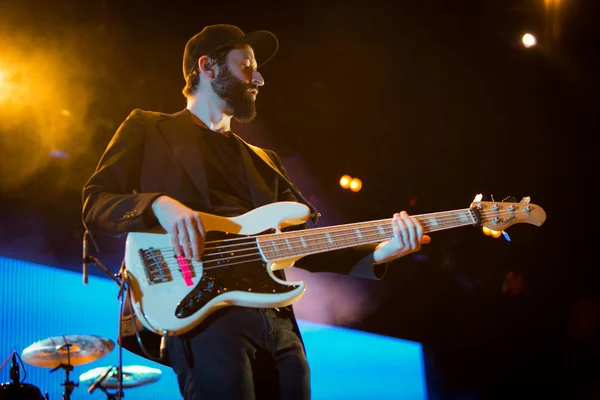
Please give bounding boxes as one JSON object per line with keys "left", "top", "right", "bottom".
{"left": 482, "top": 226, "right": 503, "bottom": 238}
{"left": 349, "top": 178, "right": 362, "bottom": 192}
{"left": 522, "top": 33, "right": 537, "bottom": 48}
{"left": 339, "top": 175, "right": 352, "bottom": 189}
{"left": 0, "top": 37, "right": 98, "bottom": 190}
{"left": 0, "top": 65, "right": 15, "bottom": 103}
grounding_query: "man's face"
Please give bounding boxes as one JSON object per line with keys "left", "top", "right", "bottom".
{"left": 211, "top": 45, "right": 264, "bottom": 123}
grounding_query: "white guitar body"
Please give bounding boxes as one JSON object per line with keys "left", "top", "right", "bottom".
{"left": 124, "top": 202, "right": 312, "bottom": 336}
{"left": 123, "top": 197, "right": 546, "bottom": 337}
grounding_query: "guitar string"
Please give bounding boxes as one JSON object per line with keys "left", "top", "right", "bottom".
{"left": 158, "top": 212, "right": 471, "bottom": 252}
{"left": 157, "top": 215, "right": 463, "bottom": 259}
{"left": 142, "top": 210, "right": 527, "bottom": 280}
{"left": 144, "top": 226, "right": 405, "bottom": 282}
{"left": 151, "top": 224, "right": 397, "bottom": 268}
{"left": 151, "top": 208, "right": 527, "bottom": 267}
{"left": 141, "top": 222, "right": 501, "bottom": 285}
{"left": 190, "top": 208, "right": 510, "bottom": 250}
{"left": 155, "top": 208, "right": 527, "bottom": 257}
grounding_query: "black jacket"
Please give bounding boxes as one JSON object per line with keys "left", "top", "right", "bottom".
{"left": 82, "top": 108, "right": 384, "bottom": 365}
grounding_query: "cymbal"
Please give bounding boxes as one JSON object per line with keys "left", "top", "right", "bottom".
{"left": 21, "top": 335, "right": 115, "bottom": 368}
{"left": 79, "top": 365, "right": 162, "bottom": 389}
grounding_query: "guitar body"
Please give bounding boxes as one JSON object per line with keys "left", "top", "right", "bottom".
{"left": 124, "top": 202, "right": 312, "bottom": 336}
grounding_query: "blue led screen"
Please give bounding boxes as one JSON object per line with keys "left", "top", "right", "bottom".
{"left": 0, "top": 256, "right": 427, "bottom": 399}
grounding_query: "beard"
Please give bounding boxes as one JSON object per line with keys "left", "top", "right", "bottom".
{"left": 211, "top": 64, "right": 257, "bottom": 123}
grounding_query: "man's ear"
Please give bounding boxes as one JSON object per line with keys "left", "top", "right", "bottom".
{"left": 198, "top": 55, "right": 215, "bottom": 77}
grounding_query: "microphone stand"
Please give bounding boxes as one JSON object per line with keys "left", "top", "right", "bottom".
{"left": 82, "top": 232, "right": 126, "bottom": 400}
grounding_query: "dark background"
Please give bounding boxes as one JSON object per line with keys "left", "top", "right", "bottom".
{"left": 1, "top": 0, "right": 598, "bottom": 399}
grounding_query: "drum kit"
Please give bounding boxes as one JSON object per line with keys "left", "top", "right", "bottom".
{"left": 0, "top": 334, "right": 162, "bottom": 400}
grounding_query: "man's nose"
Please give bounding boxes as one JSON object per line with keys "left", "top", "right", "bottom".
{"left": 252, "top": 70, "right": 264, "bottom": 87}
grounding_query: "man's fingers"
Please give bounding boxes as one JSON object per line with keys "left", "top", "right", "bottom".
{"left": 170, "top": 224, "right": 183, "bottom": 257}
{"left": 400, "top": 211, "right": 419, "bottom": 250}
{"left": 186, "top": 217, "right": 205, "bottom": 261}
{"left": 194, "top": 214, "right": 206, "bottom": 259}
{"left": 177, "top": 221, "right": 193, "bottom": 260}
{"left": 393, "top": 213, "right": 408, "bottom": 248}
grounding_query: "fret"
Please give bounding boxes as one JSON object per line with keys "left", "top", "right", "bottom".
{"left": 330, "top": 229, "right": 345, "bottom": 248}
{"left": 354, "top": 227, "right": 363, "bottom": 240}
{"left": 336, "top": 231, "right": 347, "bottom": 247}
{"left": 433, "top": 215, "right": 445, "bottom": 230}
{"left": 300, "top": 236, "right": 308, "bottom": 249}
{"left": 316, "top": 232, "right": 329, "bottom": 251}
{"left": 451, "top": 212, "right": 460, "bottom": 226}
{"left": 377, "top": 224, "right": 386, "bottom": 238}
{"left": 277, "top": 237, "right": 291, "bottom": 258}
{"left": 288, "top": 237, "right": 302, "bottom": 254}
{"left": 359, "top": 224, "right": 375, "bottom": 243}
{"left": 362, "top": 225, "right": 373, "bottom": 242}
{"left": 467, "top": 209, "right": 477, "bottom": 224}
{"left": 427, "top": 217, "right": 438, "bottom": 229}
{"left": 272, "top": 242, "right": 284, "bottom": 260}
{"left": 325, "top": 232, "right": 334, "bottom": 245}
{"left": 463, "top": 210, "right": 472, "bottom": 224}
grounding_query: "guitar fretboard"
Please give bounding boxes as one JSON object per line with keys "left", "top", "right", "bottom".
{"left": 258, "top": 208, "right": 478, "bottom": 261}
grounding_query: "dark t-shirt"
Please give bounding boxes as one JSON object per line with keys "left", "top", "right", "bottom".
{"left": 196, "top": 127, "right": 255, "bottom": 217}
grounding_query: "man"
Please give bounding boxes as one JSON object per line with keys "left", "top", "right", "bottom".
{"left": 82, "top": 24, "right": 430, "bottom": 400}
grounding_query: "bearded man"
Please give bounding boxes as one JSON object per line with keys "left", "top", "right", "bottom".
{"left": 82, "top": 24, "right": 429, "bottom": 400}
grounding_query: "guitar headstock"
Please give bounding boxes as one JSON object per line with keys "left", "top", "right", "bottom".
{"left": 470, "top": 194, "right": 547, "bottom": 231}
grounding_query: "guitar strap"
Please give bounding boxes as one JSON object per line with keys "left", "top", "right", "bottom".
{"left": 234, "top": 135, "right": 320, "bottom": 225}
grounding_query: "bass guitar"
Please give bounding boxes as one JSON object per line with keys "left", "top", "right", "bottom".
{"left": 123, "top": 195, "right": 546, "bottom": 336}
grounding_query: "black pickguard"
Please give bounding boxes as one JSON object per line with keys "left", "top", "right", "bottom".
{"left": 175, "top": 231, "right": 299, "bottom": 319}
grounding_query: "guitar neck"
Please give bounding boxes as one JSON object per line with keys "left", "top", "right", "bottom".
{"left": 258, "top": 208, "right": 479, "bottom": 261}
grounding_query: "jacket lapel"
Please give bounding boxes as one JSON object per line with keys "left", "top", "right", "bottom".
{"left": 156, "top": 109, "right": 212, "bottom": 209}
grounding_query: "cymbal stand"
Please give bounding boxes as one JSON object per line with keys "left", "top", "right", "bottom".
{"left": 90, "top": 366, "right": 124, "bottom": 400}
{"left": 50, "top": 363, "right": 78, "bottom": 400}
{"left": 84, "top": 251, "right": 127, "bottom": 400}
{"left": 99, "top": 386, "right": 125, "bottom": 400}
{"left": 50, "top": 340, "right": 78, "bottom": 400}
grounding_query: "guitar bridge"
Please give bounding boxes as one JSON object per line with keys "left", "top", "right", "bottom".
{"left": 139, "top": 248, "right": 172, "bottom": 284}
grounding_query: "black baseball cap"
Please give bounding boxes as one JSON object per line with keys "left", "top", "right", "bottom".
{"left": 182, "top": 24, "right": 279, "bottom": 80}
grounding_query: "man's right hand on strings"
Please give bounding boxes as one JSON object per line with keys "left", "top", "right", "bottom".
{"left": 151, "top": 196, "right": 206, "bottom": 261}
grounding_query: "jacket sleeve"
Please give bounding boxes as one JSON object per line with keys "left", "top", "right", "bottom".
{"left": 267, "top": 150, "right": 388, "bottom": 280}
{"left": 82, "top": 109, "right": 165, "bottom": 236}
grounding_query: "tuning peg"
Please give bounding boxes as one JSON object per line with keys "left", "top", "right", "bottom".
{"left": 520, "top": 196, "right": 531, "bottom": 204}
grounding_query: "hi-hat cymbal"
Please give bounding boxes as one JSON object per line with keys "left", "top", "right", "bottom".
{"left": 21, "top": 335, "right": 115, "bottom": 368}
{"left": 79, "top": 365, "right": 162, "bottom": 389}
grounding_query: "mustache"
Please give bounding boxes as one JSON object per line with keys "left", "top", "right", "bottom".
{"left": 245, "top": 84, "right": 259, "bottom": 95}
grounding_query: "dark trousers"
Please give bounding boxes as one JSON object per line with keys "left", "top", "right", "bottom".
{"left": 167, "top": 307, "right": 311, "bottom": 400}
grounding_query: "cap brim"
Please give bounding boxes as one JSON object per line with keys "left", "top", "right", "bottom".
{"left": 218, "top": 30, "right": 279, "bottom": 67}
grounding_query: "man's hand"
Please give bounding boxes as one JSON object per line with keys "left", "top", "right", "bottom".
{"left": 151, "top": 196, "right": 206, "bottom": 261}
{"left": 373, "top": 211, "right": 431, "bottom": 265}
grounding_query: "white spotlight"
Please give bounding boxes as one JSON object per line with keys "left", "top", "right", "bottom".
{"left": 522, "top": 33, "right": 537, "bottom": 48}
